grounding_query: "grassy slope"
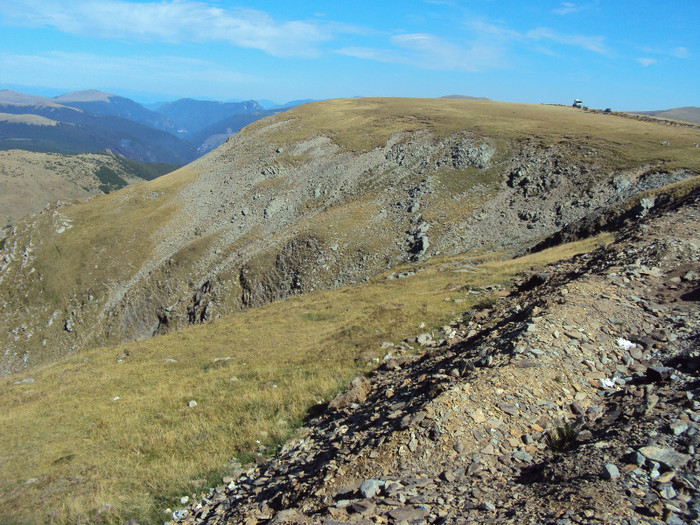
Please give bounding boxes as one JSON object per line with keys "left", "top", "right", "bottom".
{"left": 0, "top": 166, "right": 193, "bottom": 367}
{"left": 0, "top": 150, "right": 179, "bottom": 226}
{"left": 0, "top": 234, "right": 612, "bottom": 525}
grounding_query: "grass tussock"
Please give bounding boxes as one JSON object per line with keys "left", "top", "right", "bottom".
{"left": 0, "top": 233, "right": 611, "bottom": 524}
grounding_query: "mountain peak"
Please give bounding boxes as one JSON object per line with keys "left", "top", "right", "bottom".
{"left": 0, "top": 89, "right": 53, "bottom": 105}
{"left": 54, "top": 89, "right": 115, "bottom": 102}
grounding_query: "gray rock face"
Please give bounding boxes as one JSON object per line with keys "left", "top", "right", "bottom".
{"left": 449, "top": 138, "right": 496, "bottom": 169}
{"left": 638, "top": 446, "right": 691, "bottom": 469}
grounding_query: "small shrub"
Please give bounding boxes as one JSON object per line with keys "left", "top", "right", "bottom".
{"left": 546, "top": 422, "right": 579, "bottom": 451}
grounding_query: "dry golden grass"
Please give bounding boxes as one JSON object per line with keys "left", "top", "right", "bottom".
{"left": 0, "top": 233, "right": 610, "bottom": 524}
{"left": 255, "top": 98, "right": 700, "bottom": 173}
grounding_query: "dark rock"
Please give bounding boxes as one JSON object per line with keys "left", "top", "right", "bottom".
{"left": 518, "top": 272, "right": 550, "bottom": 292}
{"left": 602, "top": 463, "right": 620, "bottom": 480}
{"left": 646, "top": 366, "right": 673, "bottom": 382}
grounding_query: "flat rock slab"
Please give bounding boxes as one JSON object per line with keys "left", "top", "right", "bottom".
{"left": 388, "top": 506, "right": 430, "bottom": 521}
{"left": 638, "top": 446, "right": 691, "bottom": 469}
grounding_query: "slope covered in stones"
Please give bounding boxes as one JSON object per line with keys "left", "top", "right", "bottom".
{"left": 173, "top": 184, "right": 700, "bottom": 525}
{"left": 1, "top": 98, "right": 699, "bottom": 375}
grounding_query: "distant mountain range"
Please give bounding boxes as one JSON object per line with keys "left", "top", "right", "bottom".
{"left": 154, "top": 98, "right": 265, "bottom": 135}
{"left": 0, "top": 89, "right": 315, "bottom": 163}
{"left": 53, "top": 90, "right": 181, "bottom": 134}
{"left": 0, "top": 90, "right": 197, "bottom": 164}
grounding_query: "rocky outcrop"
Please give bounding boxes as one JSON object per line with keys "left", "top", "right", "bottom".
{"left": 173, "top": 192, "right": 700, "bottom": 525}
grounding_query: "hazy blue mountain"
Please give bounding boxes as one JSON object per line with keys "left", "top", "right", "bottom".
{"left": 154, "top": 98, "right": 264, "bottom": 134}
{"left": 0, "top": 90, "right": 196, "bottom": 164}
{"left": 54, "top": 90, "right": 181, "bottom": 135}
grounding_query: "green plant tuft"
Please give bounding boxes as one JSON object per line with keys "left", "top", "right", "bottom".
{"left": 546, "top": 422, "right": 579, "bottom": 451}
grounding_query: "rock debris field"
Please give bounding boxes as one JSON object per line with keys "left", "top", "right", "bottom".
{"left": 172, "top": 191, "right": 700, "bottom": 525}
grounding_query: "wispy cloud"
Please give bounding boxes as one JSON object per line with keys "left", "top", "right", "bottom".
{"left": 338, "top": 32, "right": 505, "bottom": 73}
{"left": 637, "top": 57, "right": 657, "bottom": 67}
{"left": 526, "top": 27, "right": 607, "bottom": 54}
{"left": 337, "top": 16, "right": 608, "bottom": 73}
{"left": 0, "top": 0, "right": 333, "bottom": 58}
{"left": 671, "top": 46, "right": 690, "bottom": 58}
{"left": 552, "top": 2, "right": 583, "bottom": 15}
{"left": 0, "top": 51, "right": 257, "bottom": 96}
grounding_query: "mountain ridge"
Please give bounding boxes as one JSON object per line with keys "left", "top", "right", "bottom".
{"left": 1, "top": 97, "right": 699, "bottom": 525}
{"left": 0, "top": 94, "right": 197, "bottom": 164}
{"left": 2, "top": 97, "right": 699, "bottom": 376}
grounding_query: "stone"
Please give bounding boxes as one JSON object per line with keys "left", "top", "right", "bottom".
{"left": 359, "top": 479, "right": 383, "bottom": 499}
{"left": 388, "top": 506, "right": 430, "bottom": 521}
{"left": 349, "top": 500, "right": 376, "bottom": 516}
{"left": 188, "top": 400, "right": 197, "bottom": 408}
{"left": 646, "top": 366, "right": 673, "bottom": 382}
{"left": 655, "top": 471, "right": 675, "bottom": 483}
{"left": 416, "top": 333, "right": 433, "bottom": 346}
{"left": 602, "top": 463, "right": 620, "bottom": 480}
{"left": 669, "top": 420, "right": 688, "bottom": 436}
{"left": 659, "top": 485, "right": 677, "bottom": 500}
{"left": 498, "top": 402, "right": 518, "bottom": 416}
{"left": 480, "top": 501, "right": 496, "bottom": 511}
{"left": 638, "top": 446, "right": 692, "bottom": 469}
{"left": 512, "top": 450, "right": 533, "bottom": 462}
{"left": 270, "top": 509, "right": 301, "bottom": 525}
{"left": 328, "top": 377, "right": 371, "bottom": 410}
{"left": 624, "top": 451, "right": 646, "bottom": 467}
{"left": 666, "top": 515, "right": 686, "bottom": 525}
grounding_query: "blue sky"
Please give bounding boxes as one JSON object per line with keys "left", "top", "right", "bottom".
{"left": 0, "top": 0, "right": 697, "bottom": 109}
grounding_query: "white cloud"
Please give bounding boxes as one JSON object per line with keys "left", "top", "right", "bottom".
{"left": 671, "top": 46, "right": 690, "bottom": 58}
{"left": 526, "top": 27, "right": 607, "bottom": 54}
{"left": 552, "top": 2, "right": 582, "bottom": 15}
{"left": 637, "top": 57, "right": 657, "bottom": 67}
{"left": 0, "top": 0, "right": 332, "bottom": 58}
{"left": 338, "top": 32, "right": 505, "bottom": 73}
